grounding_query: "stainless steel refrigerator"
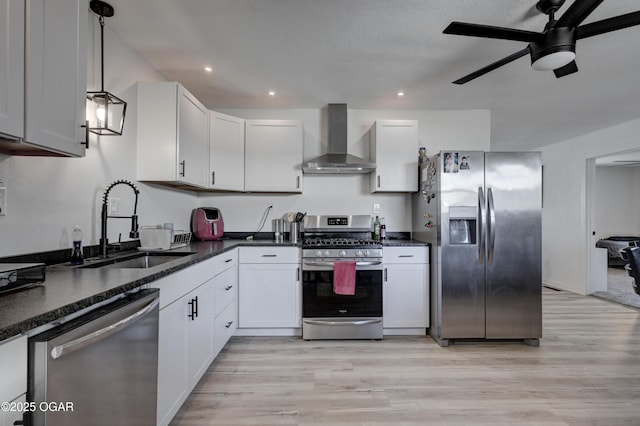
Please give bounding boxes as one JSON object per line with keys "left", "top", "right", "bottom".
{"left": 412, "top": 151, "right": 542, "bottom": 346}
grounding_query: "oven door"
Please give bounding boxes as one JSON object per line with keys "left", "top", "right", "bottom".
{"left": 302, "top": 260, "right": 383, "bottom": 318}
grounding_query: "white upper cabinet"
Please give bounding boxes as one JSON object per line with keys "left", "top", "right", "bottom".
{"left": 137, "top": 82, "right": 209, "bottom": 189}
{"left": 0, "top": 0, "right": 24, "bottom": 140}
{"left": 0, "top": 0, "right": 87, "bottom": 156}
{"left": 244, "top": 120, "right": 303, "bottom": 193}
{"left": 370, "top": 120, "right": 419, "bottom": 193}
{"left": 209, "top": 111, "right": 245, "bottom": 191}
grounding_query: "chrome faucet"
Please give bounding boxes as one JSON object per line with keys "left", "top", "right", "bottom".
{"left": 100, "top": 180, "right": 140, "bottom": 257}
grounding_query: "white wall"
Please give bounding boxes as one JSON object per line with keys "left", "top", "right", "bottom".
{"left": 538, "top": 118, "right": 640, "bottom": 294}
{"left": 594, "top": 166, "right": 640, "bottom": 239}
{"left": 0, "top": 15, "right": 490, "bottom": 258}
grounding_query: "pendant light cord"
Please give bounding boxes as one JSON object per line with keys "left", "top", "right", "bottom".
{"left": 99, "top": 15, "right": 105, "bottom": 92}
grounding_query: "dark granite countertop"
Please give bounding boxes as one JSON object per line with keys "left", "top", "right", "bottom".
{"left": 0, "top": 237, "right": 429, "bottom": 341}
{"left": 0, "top": 239, "right": 296, "bottom": 341}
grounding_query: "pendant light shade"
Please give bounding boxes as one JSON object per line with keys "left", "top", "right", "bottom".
{"left": 87, "top": 91, "right": 126, "bottom": 135}
{"left": 87, "top": 0, "right": 126, "bottom": 136}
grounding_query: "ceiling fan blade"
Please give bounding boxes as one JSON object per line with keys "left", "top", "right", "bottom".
{"left": 444, "top": 22, "right": 538, "bottom": 42}
{"left": 576, "top": 10, "right": 640, "bottom": 39}
{"left": 553, "top": 60, "right": 578, "bottom": 78}
{"left": 554, "top": 0, "right": 604, "bottom": 28}
{"left": 452, "top": 47, "right": 530, "bottom": 85}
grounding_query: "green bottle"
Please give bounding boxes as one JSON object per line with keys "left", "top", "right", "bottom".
{"left": 373, "top": 216, "right": 381, "bottom": 241}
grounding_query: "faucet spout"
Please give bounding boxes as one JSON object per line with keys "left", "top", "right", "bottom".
{"left": 100, "top": 180, "right": 140, "bottom": 257}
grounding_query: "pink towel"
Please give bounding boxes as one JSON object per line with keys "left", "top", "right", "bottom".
{"left": 333, "top": 261, "right": 356, "bottom": 295}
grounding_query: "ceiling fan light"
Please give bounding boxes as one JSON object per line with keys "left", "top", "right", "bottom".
{"left": 531, "top": 50, "right": 575, "bottom": 71}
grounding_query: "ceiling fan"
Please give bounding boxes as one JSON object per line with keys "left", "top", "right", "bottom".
{"left": 443, "top": 0, "right": 640, "bottom": 84}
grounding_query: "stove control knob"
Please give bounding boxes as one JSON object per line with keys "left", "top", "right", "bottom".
{"left": 316, "top": 250, "right": 323, "bottom": 257}
{"left": 355, "top": 250, "right": 363, "bottom": 257}
{"left": 324, "top": 250, "right": 330, "bottom": 257}
{"left": 339, "top": 250, "right": 347, "bottom": 257}
{"left": 364, "top": 250, "right": 370, "bottom": 257}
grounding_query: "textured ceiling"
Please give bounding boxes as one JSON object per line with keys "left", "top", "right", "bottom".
{"left": 105, "top": 0, "right": 640, "bottom": 152}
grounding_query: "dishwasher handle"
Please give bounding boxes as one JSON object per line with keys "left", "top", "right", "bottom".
{"left": 50, "top": 297, "right": 159, "bottom": 360}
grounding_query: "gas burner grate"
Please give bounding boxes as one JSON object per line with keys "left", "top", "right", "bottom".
{"left": 303, "top": 238, "right": 382, "bottom": 248}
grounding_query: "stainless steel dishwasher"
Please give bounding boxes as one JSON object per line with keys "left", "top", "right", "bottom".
{"left": 28, "top": 288, "right": 159, "bottom": 425}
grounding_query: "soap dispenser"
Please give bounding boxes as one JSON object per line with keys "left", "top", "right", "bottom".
{"left": 70, "top": 226, "right": 84, "bottom": 265}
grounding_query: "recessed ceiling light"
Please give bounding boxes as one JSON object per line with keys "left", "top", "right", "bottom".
{"left": 397, "top": 91, "right": 405, "bottom": 97}
{"left": 268, "top": 91, "right": 276, "bottom": 96}
{"left": 204, "top": 66, "right": 213, "bottom": 72}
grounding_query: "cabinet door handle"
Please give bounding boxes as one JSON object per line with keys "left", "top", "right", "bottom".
{"left": 81, "top": 120, "right": 89, "bottom": 149}
{"left": 188, "top": 298, "right": 196, "bottom": 320}
{"left": 296, "top": 175, "right": 300, "bottom": 189}
{"left": 225, "top": 321, "right": 234, "bottom": 328}
{"left": 384, "top": 267, "right": 388, "bottom": 282}
{"left": 377, "top": 175, "right": 381, "bottom": 188}
{"left": 398, "top": 255, "right": 414, "bottom": 258}
{"left": 180, "top": 160, "right": 186, "bottom": 177}
{"left": 211, "top": 171, "right": 216, "bottom": 185}
{"left": 261, "top": 254, "right": 277, "bottom": 257}
{"left": 194, "top": 296, "right": 199, "bottom": 318}
{"left": 225, "top": 258, "right": 233, "bottom": 263}
{"left": 225, "top": 285, "right": 233, "bottom": 291}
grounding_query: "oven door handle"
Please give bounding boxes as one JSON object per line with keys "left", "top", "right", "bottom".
{"left": 303, "top": 318, "right": 382, "bottom": 327}
{"left": 303, "top": 261, "right": 383, "bottom": 267}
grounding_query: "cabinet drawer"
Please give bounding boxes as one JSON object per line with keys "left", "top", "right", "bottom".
{"left": 383, "top": 246, "right": 429, "bottom": 264}
{"left": 214, "top": 301, "right": 237, "bottom": 354}
{"left": 214, "top": 267, "right": 237, "bottom": 316}
{"left": 213, "top": 248, "right": 238, "bottom": 274}
{"left": 239, "top": 247, "right": 300, "bottom": 264}
{"left": 153, "top": 257, "right": 216, "bottom": 309}
{"left": 0, "top": 335, "right": 27, "bottom": 403}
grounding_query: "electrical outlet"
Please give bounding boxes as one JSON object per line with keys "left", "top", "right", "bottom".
{"left": 109, "top": 197, "right": 121, "bottom": 215}
{"left": 372, "top": 203, "right": 380, "bottom": 215}
{"left": 0, "top": 186, "right": 6, "bottom": 216}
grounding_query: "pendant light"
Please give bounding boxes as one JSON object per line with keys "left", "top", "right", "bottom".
{"left": 87, "top": 0, "right": 127, "bottom": 136}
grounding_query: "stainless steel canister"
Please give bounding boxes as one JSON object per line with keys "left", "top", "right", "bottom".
{"left": 289, "top": 222, "right": 300, "bottom": 244}
{"left": 272, "top": 218, "right": 284, "bottom": 243}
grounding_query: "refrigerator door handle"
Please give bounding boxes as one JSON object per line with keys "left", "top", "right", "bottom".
{"left": 478, "top": 186, "right": 486, "bottom": 263}
{"left": 487, "top": 187, "right": 496, "bottom": 265}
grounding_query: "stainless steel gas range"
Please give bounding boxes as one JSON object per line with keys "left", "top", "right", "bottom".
{"left": 301, "top": 215, "right": 383, "bottom": 340}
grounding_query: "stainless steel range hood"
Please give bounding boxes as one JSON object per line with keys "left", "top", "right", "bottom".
{"left": 302, "top": 104, "right": 376, "bottom": 174}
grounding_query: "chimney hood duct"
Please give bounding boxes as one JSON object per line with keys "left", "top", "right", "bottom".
{"left": 302, "top": 104, "right": 376, "bottom": 174}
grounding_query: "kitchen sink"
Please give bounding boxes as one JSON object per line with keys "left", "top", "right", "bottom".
{"left": 80, "top": 251, "right": 195, "bottom": 269}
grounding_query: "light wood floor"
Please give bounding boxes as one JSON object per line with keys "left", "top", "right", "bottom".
{"left": 171, "top": 289, "right": 640, "bottom": 425}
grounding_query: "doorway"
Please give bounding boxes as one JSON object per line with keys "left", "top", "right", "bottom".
{"left": 587, "top": 150, "right": 640, "bottom": 309}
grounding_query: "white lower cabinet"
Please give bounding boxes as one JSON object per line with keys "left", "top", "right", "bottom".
{"left": 157, "top": 294, "right": 189, "bottom": 426}
{"left": 155, "top": 258, "right": 217, "bottom": 426}
{"left": 187, "top": 280, "right": 215, "bottom": 386}
{"left": 238, "top": 247, "right": 301, "bottom": 332}
{"left": 0, "top": 335, "right": 27, "bottom": 426}
{"left": 383, "top": 247, "right": 430, "bottom": 333}
{"left": 213, "top": 249, "right": 238, "bottom": 355}
{"left": 157, "top": 278, "right": 214, "bottom": 426}
{"left": 0, "top": 393, "right": 25, "bottom": 426}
